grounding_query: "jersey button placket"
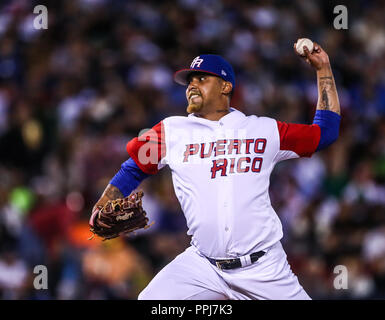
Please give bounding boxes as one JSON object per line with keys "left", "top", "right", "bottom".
{"left": 216, "top": 123, "right": 232, "bottom": 254}
{"left": 222, "top": 182, "right": 233, "bottom": 253}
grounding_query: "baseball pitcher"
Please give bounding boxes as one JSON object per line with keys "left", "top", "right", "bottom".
{"left": 89, "top": 41, "right": 340, "bottom": 300}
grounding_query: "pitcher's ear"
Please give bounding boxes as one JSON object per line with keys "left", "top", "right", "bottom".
{"left": 222, "top": 81, "right": 233, "bottom": 95}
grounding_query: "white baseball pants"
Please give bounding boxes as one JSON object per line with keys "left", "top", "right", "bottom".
{"left": 138, "top": 241, "right": 311, "bottom": 300}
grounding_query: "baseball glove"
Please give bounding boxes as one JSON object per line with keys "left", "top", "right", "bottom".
{"left": 88, "top": 191, "right": 152, "bottom": 240}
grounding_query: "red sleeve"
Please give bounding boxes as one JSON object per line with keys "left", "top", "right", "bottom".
{"left": 277, "top": 121, "right": 321, "bottom": 157}
{"left": 126, "top": 121, "right": 166, "bottom": 174}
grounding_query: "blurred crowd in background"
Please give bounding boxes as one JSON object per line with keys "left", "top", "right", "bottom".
{"left": 0, "top": 0, "right": 384, "bottom": 300}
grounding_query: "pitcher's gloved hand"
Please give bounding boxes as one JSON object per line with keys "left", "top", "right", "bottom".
{"left": 89, "top": 191, "right": 152, "bottom": 240}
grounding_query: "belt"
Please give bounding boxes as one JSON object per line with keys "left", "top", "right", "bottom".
{"left": 207, "top": 251, "right": 266, "bottom": 270}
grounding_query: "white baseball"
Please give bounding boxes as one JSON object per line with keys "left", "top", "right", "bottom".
{"left": 295, "top": 38, "right": 314, "bottom": 56}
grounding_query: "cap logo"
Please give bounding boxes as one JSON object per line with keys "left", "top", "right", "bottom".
{"left": 190, "top": 56, "right": 204, "bottom": 68}
{"left": 221, "top": 70, "right": 227, "bottom": 76}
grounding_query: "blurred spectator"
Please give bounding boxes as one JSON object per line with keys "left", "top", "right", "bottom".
{"left": 82, "top": 238, "right": 153, "bottom": 299}
{"left": 0, "top": 250, "right": 28, "bottom": 299}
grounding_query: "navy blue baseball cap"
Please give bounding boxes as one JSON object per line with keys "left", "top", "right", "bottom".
{"left": 174, "top": 54, "right": 235, "bottom": 90}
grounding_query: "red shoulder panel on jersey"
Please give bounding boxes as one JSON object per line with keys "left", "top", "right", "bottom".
{"left": 277, "top": 121, "right": 321, "bottom": 157}
{"left": 126, "top": 121, "right": 166, "bottom": 175}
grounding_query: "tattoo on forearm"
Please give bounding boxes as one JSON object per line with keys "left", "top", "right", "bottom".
{"left": 321, "top": 88, "right": 330, "bottom": 109}
{"left": 104, "top": 184, "right": 123, "bottom": 200}
{"left": 320, "top": 79, "right": 333, "bottom": 110}
{"left": 93, "top": 184, "right": 124, "bottom": 212}
{"left": 317, "top": 74, "right": 340, "bottom": 115}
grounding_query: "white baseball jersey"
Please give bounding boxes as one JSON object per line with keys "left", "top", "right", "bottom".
{"left": 127, "top": 108, "right": 320, "bottom": 259}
